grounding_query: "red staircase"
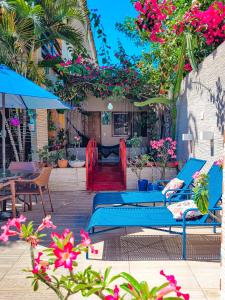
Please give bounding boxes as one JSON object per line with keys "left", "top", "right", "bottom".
{"left": 86, "top": 139, "right": 126, "bottom": 191}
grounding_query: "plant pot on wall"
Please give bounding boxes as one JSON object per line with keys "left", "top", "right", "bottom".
{"left": 58, "top": 159, "right": 68, "bottom": 168}
{"left": 138, "top": 179, "right": 148, "bottom": 191}
{"left": 69, "top": 160, "right": 85, "bottom": 168}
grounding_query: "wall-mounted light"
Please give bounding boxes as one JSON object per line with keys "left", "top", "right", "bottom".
{"left": 182, "top": 133, "right": 194, "bottom": 157}
{"left": 200, "top": 131, "right": 214, "bottom": 157}
{"left": 107, "top": 102, "right": 113, "bottom": 110}
{"left": 199, "top": 131, "right": 214, "bottom": 140}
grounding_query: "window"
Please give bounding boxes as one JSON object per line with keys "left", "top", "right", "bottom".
{"left": 113, "top": 113, "right": 129, "bottom": 136}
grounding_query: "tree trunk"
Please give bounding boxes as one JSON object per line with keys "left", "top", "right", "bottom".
{"left": 22, "top": 111, "right": 27, "bottom": 161}
{"left": 5, "top": 120, "right": 19, "bottom": 162}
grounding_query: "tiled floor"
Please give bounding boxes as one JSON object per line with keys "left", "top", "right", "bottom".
{"left": 0, "top": 191, "right": 221, "bottom": 299}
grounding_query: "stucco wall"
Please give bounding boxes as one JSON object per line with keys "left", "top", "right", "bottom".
{"left": 176, "top": 42, "right": 225, "bottom": 171}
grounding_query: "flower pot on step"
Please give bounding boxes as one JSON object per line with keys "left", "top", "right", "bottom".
{"left": 69, "top": 160, "right": 85, "bottom": 168}
{"left": 138, "top": 179, "right": 148, "bottom": 191}
{"left": 58, "top": 159, "right": 68, "bottom": 168}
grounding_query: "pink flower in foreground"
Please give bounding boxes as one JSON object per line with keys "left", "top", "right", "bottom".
{"left": 80, "top": 229, "right": 91, "bottom": 246}
{"left": 37, "top": 215, "right": 56, "bottom": 232}
{"left": 157, "top": 270, "right": 189, "bottom": 300}
{"left": 53, "top": 242, "right": 80, "bottom": 271}
{"left": 0, "top": 215, "right": 26, "bottom": 242}
{"left": 50, "top": 229, "right": 74, "bottom": 248}
{"left": 32, "top": 252, "right": 50, "bottom": 279}
{"left": 105, "top": 285, "right": 120, "bottom": 300}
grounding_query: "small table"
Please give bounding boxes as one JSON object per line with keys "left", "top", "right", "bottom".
{"left": 0, "top": 170, "right": 39, "bottom": 220}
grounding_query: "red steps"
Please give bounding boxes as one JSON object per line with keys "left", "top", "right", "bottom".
{"left": 92, "top": 163, "right": 125, "bottom": 191}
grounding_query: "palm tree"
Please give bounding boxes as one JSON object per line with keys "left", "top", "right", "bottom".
{"left": 0, "top": 0, "right": 87, "bottom": 161}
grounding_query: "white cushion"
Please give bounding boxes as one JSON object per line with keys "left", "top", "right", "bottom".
{"left": 162, "top": 178, "right": 184, "bottom": 199}
{"left": 167, "top": 200, "right": 202, "bottom": 220}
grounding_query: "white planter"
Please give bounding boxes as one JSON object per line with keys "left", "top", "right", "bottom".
{"left": 69, "top": 160, "right": 85, "bottom": 168}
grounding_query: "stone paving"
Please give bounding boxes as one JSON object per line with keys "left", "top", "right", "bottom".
{"left": 0, "top": 191, "right": 221, "bottom": 300}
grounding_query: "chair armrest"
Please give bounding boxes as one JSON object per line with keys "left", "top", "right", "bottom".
{"left": 164, "top": 189, "right": 193, "bottom": 205}
{"left": 0, "top": 181, "right": 14, "bottom": 189}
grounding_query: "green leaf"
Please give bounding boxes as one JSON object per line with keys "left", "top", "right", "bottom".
{"left": 103, "top": 267, "right": 112, "bottom": 283}
{"left": 119, "top": 272, "right": 141, "bottom": 292}
{"left": 134, "top": 97, "right": 171, "bottom": 107}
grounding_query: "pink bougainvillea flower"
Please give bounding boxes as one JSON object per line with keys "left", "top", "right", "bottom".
{"left": 10, "top": 117, "right": 20, "bottom": 127}
{"left": 105, "top": 285, "right": 120, "bottom": 300}
{"left": 80, "top": 229, "right": 91, "bottom": 246}
{"left": 192, "top": 171, "right": 201, "bottom": 180}
{"left": 37, "top": 215, "right": 56, "bottom": 232}
{"left": 157, "top": 270, "right": 189, "bottom": 300}
{"left": 214, "top": 159, "right": 223, "bottom": 168}
{"left": 53, "top": 242, "right": 80, "bottom": 271}
{"left": 184, "top": 63, "right": 193, "bottom": 72}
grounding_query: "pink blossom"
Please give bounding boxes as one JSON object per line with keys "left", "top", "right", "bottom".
{"left": 105, "top": 285, "right": 120, "bottom": 300}
{"left": 50, "top": 229, "right": 74, "bottom": 248}
{"left": 0, "top": 215, "right": 26, "bottom": 242}
{"left": 157, "top": 270, "right": 189, "bottom": 300}
{"left": 10, "top": 118, "right": 20, "bottom": 127}
{"left": 214, "top": 159, "right": 223, "bottom": 168}
{"left": 192, "top": 171, "right": 201, "bottom": 180}
{"left": 80, "top": 229, "right": 91, "bottom": 246}
{"left": 53, "top": 242, "right": 80, "bottom": 271}
{"left": 37, "top": 215, "right": 56, "bottom": 232}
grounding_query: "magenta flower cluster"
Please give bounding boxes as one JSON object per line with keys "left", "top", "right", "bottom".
{"left": 134, "top": 0, "right": 176, "bottom": 43}
{"left": 150, "top": 137, "right": 176, "bottom": 160}
{"left": 10, "top": 117, "right": 20, "bottom": 127}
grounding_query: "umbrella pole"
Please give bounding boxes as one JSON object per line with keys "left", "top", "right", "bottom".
{"left": 2, "top": 93, "right": 6, "bottom": 175}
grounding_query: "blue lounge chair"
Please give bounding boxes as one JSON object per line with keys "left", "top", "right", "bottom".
{"left": 87, "top": 164, "right": 222, "bottom": 259}
{"left": 92, "top": 158, "right": 206, "bottom": 211}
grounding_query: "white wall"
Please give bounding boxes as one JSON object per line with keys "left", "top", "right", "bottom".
{"left": 176, "top": 41, "right": 225, "bottom": 171}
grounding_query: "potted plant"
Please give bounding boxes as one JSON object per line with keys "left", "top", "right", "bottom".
{"left": 57, "top": 149, "right": 68, "bottom": 168}
{"left": 127, "top": 132, "right": 142, "bottom": 159}
{"left": 128, "top": 154, "right": 150, "bottom": 191}
{"left": 69, "top": 136, "right": 85, "bottom": 168}
{"left": 149, "top": 137, "right": 177, "bottom": 179}
{"left": 37, "top": 146, "right": 50, "bottom": 167}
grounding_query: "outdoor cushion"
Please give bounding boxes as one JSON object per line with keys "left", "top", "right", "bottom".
{"left": 162, "top": 178, "right": 184, "bottom": 198}
{"left": 167, "top": 200, "right": 202, "bottom": 220}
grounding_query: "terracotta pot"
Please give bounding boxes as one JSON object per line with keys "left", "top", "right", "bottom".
{"left": 48, "top": 130, "right": 57, "bottom": 139}
{"left": 58, "top": 159, "right": 68, "bottom": 168}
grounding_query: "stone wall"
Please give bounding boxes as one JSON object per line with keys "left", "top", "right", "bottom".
{"left": 48, "top": 166, "right": 177, "bottom": 191}
{"left": 176, "top": 41, "right": 225, "bottom": 171}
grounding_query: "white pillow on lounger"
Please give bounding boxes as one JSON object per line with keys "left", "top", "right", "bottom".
{"left": 167, "top": 200, "right": 202, "bottom": 220}
{"left": 161, "top": 178, "right": 184, "bottom": 199}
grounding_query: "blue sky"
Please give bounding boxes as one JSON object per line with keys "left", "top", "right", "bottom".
{"left": 87, "top": 0, "right": 145, "bottom": 64}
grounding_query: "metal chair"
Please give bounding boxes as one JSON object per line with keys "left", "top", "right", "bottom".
{"left": 14, "top": 167, "right": 53, "bottom": 216}
{"left": 0, "top": 181, "right": 16, "bottom": 217}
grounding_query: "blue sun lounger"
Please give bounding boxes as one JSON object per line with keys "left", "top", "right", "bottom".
{"left": 92, "top": 158, "right": 206, "bottom": 211}
{"left": 87, "top": 164, "right": 222, "bottom": 259}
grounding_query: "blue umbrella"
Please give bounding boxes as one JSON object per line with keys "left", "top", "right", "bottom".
{"left": 0, "top": 65, "right": 71, "bottom": 173}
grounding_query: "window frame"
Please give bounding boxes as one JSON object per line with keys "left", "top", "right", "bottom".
{"left": 112, "top": 112, "right": 129, "bottom": 137}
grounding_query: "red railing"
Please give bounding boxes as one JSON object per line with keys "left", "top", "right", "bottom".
{"left": 119, "top": 139, "right": 127, "bottom": 190}
{"left": 86, "top": 139, "right": 98, "bottom": 190}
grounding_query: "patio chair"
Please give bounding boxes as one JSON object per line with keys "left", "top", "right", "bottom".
{"left": 0, "top": 181, "right": 16, "bottom": 217}
{"left": 14, "top": 167, "right": 53, "bottom": 216}
{"left": 92, "top": 158, "right": 206, "bottom": 211}
{"left": 87, "top": 164, "right": 222, "bottom": 259}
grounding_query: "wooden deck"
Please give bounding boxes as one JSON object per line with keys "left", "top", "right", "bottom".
{"left": 0, "top": 191, "right": 221, "bottom": 299}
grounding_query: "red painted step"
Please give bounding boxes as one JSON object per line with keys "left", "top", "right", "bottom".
{"left": 92, "top": 163, "right": 125, "bottom": 191}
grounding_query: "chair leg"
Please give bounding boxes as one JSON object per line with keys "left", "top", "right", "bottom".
{"left": 47, "top": 185, "right": 54, "bottom": 212}
{"left": 39, "top": 187, "right": 46, "bottom": 216}
{"left": 23, "top": 195, "right": 26, "bottom": 212}
{"left": 10, "top": 181, "right": 16, "bottom": 218}
{"left": 182, "top": 226, "right": 187, "bottom": 260}
{"left": 29, "top": 195, "right": 32, "bottom": 211}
